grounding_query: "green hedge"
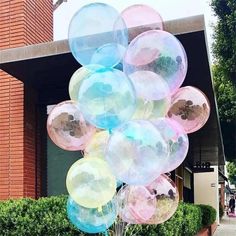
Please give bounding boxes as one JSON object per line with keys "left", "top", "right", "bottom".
{"left": 198, "top": 204, "right": 217, "bottom": 227}
{"left": 0, "top": 196, "right": 216, "bottom": 236}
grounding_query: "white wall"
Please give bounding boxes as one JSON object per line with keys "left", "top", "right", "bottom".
{"left": 194, "top": 166, "right": 219, "bottom": 224}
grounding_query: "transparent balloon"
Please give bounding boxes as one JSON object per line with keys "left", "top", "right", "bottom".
{"left": 67, "top": 197, "right": 117, "bottom": 234}
{"left": 117, "top": 185, "right": 156, "bottom": 224}
{"left": 84, "top": 131, "right": 109, "bottom": 159}
{"left": 47, "top": 100, "right": 96, "bottom": 151}
{"left": 129, "top": 70, "right": 170, "bottom": 101}
{"left": 152, "top": 118, "right": 189, "bottom": 173}
{"left": 69, "top": 65, "right": 104, "bottom": 101}
{"left": 68, "top": 3, "right": 128, "bottom": 67}
{"left": 146, "top": 174, "right": 179, "bottom": 224}
{"left": 120, "top": 4, "right": 163, "bottom": 41}
{"left": 105, "top": 120, "right": 169, "bottom": 185}
{"left": 66, "top": 158, "right": 116, "bottom": 208}
{"left": 167, "top": 86, "right": 210, "bottom": 133}
{"left": 123, "top": 30, "right": 188, "bottom": 94}
{"left": 78, "top": 67, "right": 136, "bottom": 130}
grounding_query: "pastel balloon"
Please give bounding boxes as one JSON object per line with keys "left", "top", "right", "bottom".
{"left": 123, "top": 30, "right": 188, "bottom": 94}
{"left": 47, "top": 100, "right": 95, "bottom": 151}
{"left": 146, "top": 174, "right": 179, "bottom": 224}
{"left": 105, "top": 120, "right": 169, "bottom": 185}
{"left": 120, "top": 4, "right": 163, "bottom": 41}
{"left": 67, "top": 197, "right": 117, "bottom": 234}
{"left": 132, "top": 99, "right": 154, "bottom": 119}
{"left": 150, "top": 97, "right": 171, "bottom": 118}
{"left": 117, "top": 185, "right": 156, "bottom": 224}
{"left": 84, "top": 131, "right": 110, "bottom": 159}
{"left": 69, "top": 65, "right": 104, "bottom": 101}
{"left": 68, "top": 3, "right": 128, "bottom": 67}
{"left": 167, "top": 86, "right": 210, "bottom": 133}
{"left": 152, "top": 118, "right": 189, "bottom": 173}
{"left": 129, "top": 70, "right": 170, "bottom": 101}
{"left": 66, "top": 158, "right": 116, "bottom": 208}
{"left": 78, "top": 67, "right": 136, "bottom": 130}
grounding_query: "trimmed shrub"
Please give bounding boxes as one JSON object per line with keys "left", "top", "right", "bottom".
{"left": 198, "top": 204, "right": 217, "bottom": 227}
{"left": 182, "top": 203, "right": 202, "bottom": 236}
{"left": 0, "top": 195, "right": 216, "bottom": 236}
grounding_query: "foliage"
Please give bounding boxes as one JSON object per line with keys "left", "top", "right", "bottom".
{"left": 226, "top": 161, "right": 236, "bottom": 185}
{"left": 212, "top": 64, "right": 236, "bottom": 122}
{"left": 0, "top": 196, "right": 217, "bottom": 236}
{"left": 197, "top": 204, "right": 217, "bottom": 227}
{"left": 219, "top": 203, "right": 224, "bottom": 219}
{"left": 211, "top": 0, "right": 236, "bottom": 81}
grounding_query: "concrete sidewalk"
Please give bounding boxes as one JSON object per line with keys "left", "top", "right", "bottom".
{"left": 214, "top": 215, "right": 236, "bottom": 235}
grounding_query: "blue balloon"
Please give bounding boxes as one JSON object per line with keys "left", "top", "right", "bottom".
{"left": 67, "top": 197, "right": 117, "bottom": 234}
{"left": 78, "top": 67, "right": 136, "bottom": 130}
{"left": 68, "top": 3, "right": 128, "bottom": 67}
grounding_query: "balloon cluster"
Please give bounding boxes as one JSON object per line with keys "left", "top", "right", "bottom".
{"left": 47, "top": 3, "right": 210, "bottom": 234}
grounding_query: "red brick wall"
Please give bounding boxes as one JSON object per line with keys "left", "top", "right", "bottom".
{"left": 0, "top": 0, "right": 53, "bottom": 199}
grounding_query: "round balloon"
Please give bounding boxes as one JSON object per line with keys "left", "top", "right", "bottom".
{"left": 128, "top": 70, "right": 170, "bottom": 101}
{"left": 150, "top": 97, "right": 171, "bottom": 118}
{"left": 84, "top": 131, "right": 109, "bottom": 159}
{"left": 66, "top": 158, "right": 116, "bottom": 208}
{"left": 117, "top": 185, "right": 156, "bottom": 224}
{"left": 167, "top": 86, "right": 210, "bottom": 133}
{"left": 67, "top": 197, "right": 117, "bottom": 234}
{"left": 120, "top": 4, "right": 163, "bottom": 41}
{"left": 47, "top": 100, "right": 96, "bottom": 151}
{"left": 132, "top": 99, "right": 154, "bottom": 119}
{"left": 146, "top": 174, "right": 179, "bottom": 224}
{"left": 69, "top": 65, "right": 104, "bottom": 101}
{"left": 105, "top": 120, "right": 169, "bottom": 185}
{"left": 152, "top": 118, "right": 189, "bottom": 173}
{"left": 68, "top": 3, "right": 128, "bottom": 67}
{"left": 123, "top": 30, "right": 188, "bottom": 94}
{"left": 78, "top": 67, "right": 136, "bottom": 130}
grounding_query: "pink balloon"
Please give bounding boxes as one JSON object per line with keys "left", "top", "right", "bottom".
{"left": 47, "top": 100, "right": 96, "bottom": 151}
{"left": 123, "top": 30, "right": 188, "bottom": 94}
{"left": 117, "top": 185, "right": 157, "bottom": 224}
{"left": 167, "top": 86, "right": 210, "bottom": 133}
{"left": 129, "top": 71, "right": 170, "bottom": 101}
{"left": 146, "top": 174, "right": 179, "bottom": 224}
{"left": 121, "top": 4, "right": 163, "bottom": 41}
{"left": 152, "top": 118, "right": 189, "bottom": 173}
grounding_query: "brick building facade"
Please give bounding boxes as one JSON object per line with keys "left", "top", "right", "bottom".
{"left": 0, "top": 0, "right": 53, "bottom": 199}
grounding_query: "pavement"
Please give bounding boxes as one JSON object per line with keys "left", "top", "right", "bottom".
{"left": 214, "top": 214, "right": 236, "bottom": 235}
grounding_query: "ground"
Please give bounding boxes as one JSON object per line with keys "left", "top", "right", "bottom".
{"left": 214, "top": 214, "right": 236, "bottom": 235}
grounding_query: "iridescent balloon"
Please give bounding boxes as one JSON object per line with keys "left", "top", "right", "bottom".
{"left": 117, "top": 185, "right": 156, "bottom": 224}
{"left": 167, "top": 86, "right": 210, "bottom": 133}
{"left": 66, "top": 158, "right": 116, "bottom": 208}
{"left": 120, "top": 4, "right": 163, "bottom": 41}
{"left": 47, "top": 100, "right": 95, "bottom": 151}
{"left": 105, "top": 120, "right": 169, "bottom": 185}
{"left": 84, "top": 130, "right": 110, "bottom": 159}
{"left": 67, "top": 197, "right": 117, "bottom": 234}
{"left": 129, "top": 70, "right": 170, "bottom": 101}
{"left": 150, "top": 97, "right": 171, "bottom": 118}
{"left": 69, "top": 65, "right": 104, "bottom": 101}
{"left": 132, "top": 99, "right": 154, "bottom": 119}
{"left": 123, "top": 30, "right": 188, "bottom": 94}
{"left": 152, "top": 118, "right": 189, "bottom": 173}
{"left": 68, "top": 3, "right": 128, "bottom": 67}
{"left": 78, "top": 67, "right": 136, "bottom": 130}
{"left": 146, "top": 174, "right": 179, "bottom": 224}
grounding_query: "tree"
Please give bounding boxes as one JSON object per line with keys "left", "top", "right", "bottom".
{"left": 211, "top": 0, "right": 236, "bottom": 83}
{"left": 211, "top": 0, "right": 236, "bottom": 163}
{"left": 226, "top": 161, "right": 236, "bottom": 185}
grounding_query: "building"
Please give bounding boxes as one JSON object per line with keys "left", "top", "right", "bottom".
{"left": 0, "top": 2, "right": 225, "bottom": 224}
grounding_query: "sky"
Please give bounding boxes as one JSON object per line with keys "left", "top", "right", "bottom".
{"left": 53, "top": 0, "right": 217, "bottom": 61}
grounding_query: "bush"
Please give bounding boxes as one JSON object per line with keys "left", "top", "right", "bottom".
{"left": 198, "top": 204, "right": 217, "bottom": 227}
{"left": 0, "top": 195, "right": 216, "bottom": 236}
